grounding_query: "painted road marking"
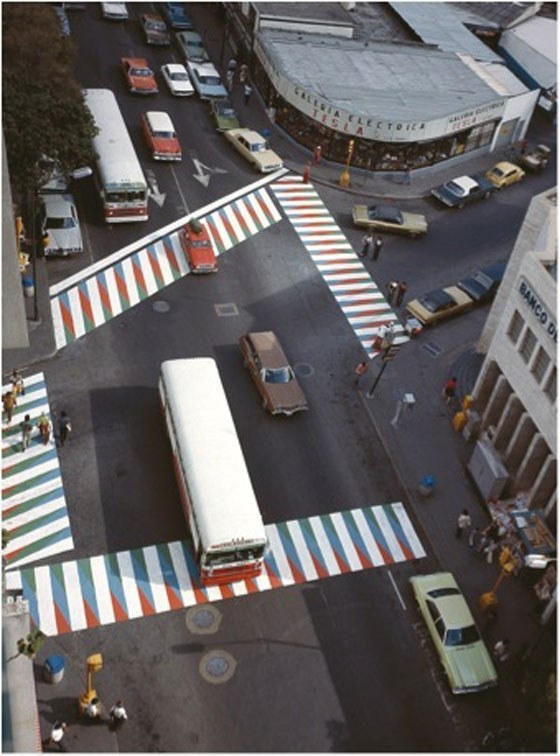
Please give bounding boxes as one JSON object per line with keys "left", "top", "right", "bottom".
{"left": 2, "top": 373, "right": 74, "bottom": 570}
{"left": 15, "top": 502, "right": 425, "bottom": 636}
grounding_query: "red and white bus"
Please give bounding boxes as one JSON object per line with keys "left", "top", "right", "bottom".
{"left": 83, "top": 88, "right": 148, "bottom": 223}
{"left": 159, "top": 358, "right": 268, "bottom": 585}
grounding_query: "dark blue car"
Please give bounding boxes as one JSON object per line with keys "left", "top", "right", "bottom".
{"left": 457, "top": 261, "right": 507, "bottom": 303}
{"left": 162, "top": 2, "right": 193, "bottom": 29}
{"left": 431, "top": 174, "right": 495, "bottom": 208}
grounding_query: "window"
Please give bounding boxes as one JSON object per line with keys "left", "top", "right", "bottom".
{"left": 519, "top": 328, "right": 537, "bottom": 364}
{"left": 507, "top": 310, "right": 523, "bottom": 344}
{"left": 544, "top": 367, "right": 556, "bottom": 403}
{"left": 531, "top": 347, "right": 551, "bottom": 384}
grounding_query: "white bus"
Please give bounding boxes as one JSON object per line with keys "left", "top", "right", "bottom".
{"left": 159, "top": 358, "right": 268, "bottom": 585}
{"left": 83, "top": 88, "right": 148, "bottom": 222}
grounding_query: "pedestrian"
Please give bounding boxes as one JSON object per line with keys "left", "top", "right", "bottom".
{"left": 372, "top": 235, "right": 383, "bottom": 260}
{"left": 443, "top": 376, "right": 457, "bottom": 404}
{"left": 227, "top": 57, "right": 237, "bottom": 74}
{"left": 493, "top": 638, "right": 510, "bottom": 662}
{"left": 520, "top": 139, "right": 528, "bottom": 155}
{"left": 455, "top": 509, "right": 471, "bottom": 538}
{"left": 42, "top": 230, "right": 51, "bottom": 252}
{"left": 2, "top": 389, "right": 17, "bottom": 424}
{"left": 313, "top": 144, "right": 322, "bottom": 166}
{"left": 395, "top": 281, "right": 407, "bottom": 307}
{"left": 239, "top": 62, "right": 249, "bottom": 83}
{"left": 20, "top": 414, "right": 33, "bottom": 452}
{"left": 109, "top": 699, "right": 128, "bottom": 727}
{"left": 358, "top": 231, "right": 374, "bottom": 258}
{"left": 303, "top": 161, "right": 311, "bottom": 184}
{"left": 243, "top": 83, "right": 252, "bottom": 106}
{"left": 10, "top": 369, "right": 25, "bottom": 396}
{"left": 226, "top": 69, "right": 234, "bottom": 91}
{"left": 468, "top": 525, "right": 485, "bottom": 551}
{"left": 43, "top": 721, "right": 68, "bottom": 751}
{"left": 386, "top": 280, "right": 398, "bottom": 305}
{"left": 58, "top": 410, "right": 72, "bottom": 447}
{"left": 37, "top": 410, "right": 51, "bottom": 445}
{"left": 86, "top": 697, "right": 102, "bottom": 720}
{"left": 354, "top": 360, "right": 368, "bottom": 386}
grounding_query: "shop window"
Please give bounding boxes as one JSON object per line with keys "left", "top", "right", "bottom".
{"left": 507, "top": 310, "right": 524, "bottom": 345}
{"left": 543, "top": 366, "right": 556, "bottom": 404}
{"left": 519, "top": 327, "right": 537, "bottom": 364}
{"left": 531, "top": 347, "right": 551, "bottom": 384}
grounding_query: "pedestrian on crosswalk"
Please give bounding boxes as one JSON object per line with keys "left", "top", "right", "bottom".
{"left": 37, "top": 410, "right": 51, "bottom": 445}
{"left": 58, "top": 411, "right": 72, "bottom": 447}
{"left": 10, "top": 369, "right": 25, "bottom": 396}
{"left": 2, "top": 389, "right": 17, "bottom": 424}
{"left": 20, "top": 414, "right": 33, "bottom": 452}
{"left": 109, "top": 699, "right": 128, "bottom": 728}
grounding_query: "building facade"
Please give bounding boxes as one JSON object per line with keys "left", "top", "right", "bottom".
{"left": 472, "top": 187, "right": 557, "bottom": 525}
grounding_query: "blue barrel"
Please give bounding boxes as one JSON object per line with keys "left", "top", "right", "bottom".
{"left": 44, "top": 655, "right": 65, "bottom": 684}
{"left": 22, "top": 277, "right": 35, "bottom": 299}
{"left": 418, "top": 475, "right": 436, "bottom": 497}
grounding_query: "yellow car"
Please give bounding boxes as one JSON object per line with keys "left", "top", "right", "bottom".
{"left": 352, "top": 204, "right": 427, "bottom": 237}
{"left": 485, "top": 161, "right": 525, "bottom": 189}
{"left": 224, "top": 128, "right": 283, "bottom": 173}
{"left": 406, "top": 286, "right": 474, "bottom": 325}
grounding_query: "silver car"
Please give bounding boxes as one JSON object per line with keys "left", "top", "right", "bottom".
{"left": 40, "top": 194, "right": 83, "bottom": 257}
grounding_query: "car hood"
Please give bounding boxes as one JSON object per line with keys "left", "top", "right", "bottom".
{"left": 446, "top": 644, "right": 497, "bottom": 693}
{"left": 130, "top": 75, "right": 156, "bottom": 90}
{"left": 47, "top": 226, "right": 83, "bottom": 252}
{"left": 151, "top": 136, "right": 181, "bottom": 155}
{"left": 255, "top": 150, "right": 283, "bottom": 169}
{"left": 146, "top": 29, "right": 169, "bottom": 44}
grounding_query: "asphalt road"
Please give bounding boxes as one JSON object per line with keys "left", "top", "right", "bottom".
{"left": 30, "top": 3, "right": 557, "bottom": 752}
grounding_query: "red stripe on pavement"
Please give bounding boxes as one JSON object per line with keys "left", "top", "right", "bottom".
{"left": 78, "top": 288, "right": 95, "bottom": 330}
{"left": 83, "top": 599, "right": 100, "bottom": 628}
{"left": 110, "top": 593, "right": 128, "bottom": 623}
{"left": 59, "top": 299, "right": 76, "bottom": 341}
{"left": 98, "top": 279, "right": 113, "bottom": 317}
{"left": 54, "top": 603, "right": 71, "bottom": 634}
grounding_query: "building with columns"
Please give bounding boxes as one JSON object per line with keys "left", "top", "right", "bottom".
{"left": 472, "top": 187, "right": 557, "bottom": 526}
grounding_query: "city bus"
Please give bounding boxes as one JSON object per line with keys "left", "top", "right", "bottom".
{"left": 159, "top": 358, "right": 268, "bottom": 585}
{"left": 83, "top": 88, "right": 148, "bottom": 222}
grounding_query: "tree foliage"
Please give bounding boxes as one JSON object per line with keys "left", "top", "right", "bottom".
{"left": 2, "top": 3, "right": 97, "bottom": 195}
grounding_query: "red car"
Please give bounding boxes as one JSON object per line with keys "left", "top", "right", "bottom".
{"left": 179, "top": 220, "right": 217, "bottom": 273}
{"left": 121, "top": 57, "right": 158, "bottom": 94}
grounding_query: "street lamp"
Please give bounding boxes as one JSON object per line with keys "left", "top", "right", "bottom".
{"left": 338, "top": 139, "right": 355, "bottom": 188}
{"left": 478, "top": 546, "right": 516, "bottom": 613}
{"left": 524, "top": 554, "right": 557, "bottom": 569}
{"left": 78, "top": 653, "right": 103, "bottom": 714}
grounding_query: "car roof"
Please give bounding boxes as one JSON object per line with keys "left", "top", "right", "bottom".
{"left": 492, "top": 161, "right": 518, "bottom": 172}
{"left": 178, "top": 29, "right": 202, "bottom": 40}
{"left": 232, "top": 129, "right": 265, "bottom": 144}
{"left": 163, "top": 63, "right": 187, "bottom": 73}
{"left": 370, "top": 205, "right": 401, "bottom": 221}
{"left": 247, "top": 332, "right": 289, "bottom": 368}
{"left": 450, "top": 176, "right": 477, "bottom": 191}
{"left": 190, "top": 61, "right": 219, "bottom": 74}
{"left": 41, "top": 193, "right": 74, "bottom": 213}
{"left": 420, "top": 288, "right": 454, "bottom": 308}
{"left": 144, "top": 111, "right": 175, "bottom": 131}
{"left": 479, "top": 260, "right": 507, "bottom": 280}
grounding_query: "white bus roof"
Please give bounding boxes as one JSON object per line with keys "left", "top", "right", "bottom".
{"left": 83, "top": 88, "right": 146, "bottom": 191}
{"left": 160, "top": 359, "right": 267, "bottom": 550}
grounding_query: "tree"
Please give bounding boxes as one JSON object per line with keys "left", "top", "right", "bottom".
{"left": 2, "top": 3, "right": 97, "bottom": 195}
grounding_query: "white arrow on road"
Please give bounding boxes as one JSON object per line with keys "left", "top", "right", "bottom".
{"left": 192, "top": 158, "right": 228, "bottom": 188}
{"left": 145, "top": 169, "right": 166, "bottom": 207}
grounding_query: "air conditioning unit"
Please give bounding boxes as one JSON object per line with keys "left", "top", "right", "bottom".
{"left": 467, "top": 439, "right": 509, "bottom": 501}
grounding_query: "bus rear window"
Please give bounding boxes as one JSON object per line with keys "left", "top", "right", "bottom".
{"left": 106, "top": 189, "right": 146, "bottom": 203}
{"left": 205, "top": 545, "right": 265, "bottom": 566}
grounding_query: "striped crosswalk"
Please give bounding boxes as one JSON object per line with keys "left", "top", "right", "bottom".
{"left": 2, "top": 373, "right": 74, "bottom": 569}
{"left": 270, "top": 176, "right": 408, "bottom": 358}
{"left": 50, "top": 186, "right": 282, "bottom": 349}
{"left": 12, "top": 502, "right": 425, "bottom": 636}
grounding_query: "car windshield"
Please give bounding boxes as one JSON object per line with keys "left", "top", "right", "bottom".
{"left": 427, "top": 587, "right": 461, "bottom": 598}
{"left": 445, "top": 181, "right": 467, "bottom": 197}
{"left": 190, "top": 240, "right": 211, "bottom": 248}
{"left": 47, "top": 216, "right": 75, "bottom": 229}
{"left": 146, "top": 19, "right": 166, "bottom": 31}
{"left": 154, "top": 131, "right": 175, "bottom": 139}
{"left": 219, "top": 106, "right": 235, "bottom": 116}
{"left": 131, "top": 68, "right": 152, "bottom": 77}
{"left": 199, "top": 75, "right": 220, "bottom": 85}
{"left": 171, "top": 71, "right": 189, "bottom": 81}
{"left": 445, "top": 624, "right": 480, "bottom": 647}
{"left": 263, "top": 367, "right": 292, "bottom": 383}
{"left": 251, "top": 142, "right": 268, "bottom": 153}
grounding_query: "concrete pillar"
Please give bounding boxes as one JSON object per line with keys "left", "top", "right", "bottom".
{"left": 514, "top": 433, "right": 549, "bottom": 492}
{"left": 472, "top": 360, "right": 501, "bottom": 413}
{"left": 526, "top": 453, "right": 557, "bottom": 510}
{"left": 493, "top": 394, "right": 524, "bottom": 452}
{"left": 480, "top": 374, "right": 510, "bottom": 430}
{"left": 503, "top": 413, "right": 535, "bottom": 470}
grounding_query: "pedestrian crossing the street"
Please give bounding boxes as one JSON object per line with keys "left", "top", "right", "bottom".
{"left": 2, "top": 373, "right": 74, "bottom": 570}
{"left": 270, "top": 175, "right": 408, "bottom": 358}
{"left": 50, "top": 185, "right": 282, "bottom": 350}
{"left": 13, "top": 502, "right": 425, "bottom": 636}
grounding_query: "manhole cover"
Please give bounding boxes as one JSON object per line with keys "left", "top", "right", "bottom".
{"left": 293, "top": 362, "right": 314, "bottom": 378}
{"left": 199, "top": 650, "right": 237, "bottom": 684}
{"left": 152, "top": 300, "right": 170, "bottom": 313}
{"left": 214, "top": 303, "right": 239, "bottom": 317}
{"left": 185, "top": 605, "right": 222, "bottom": 635}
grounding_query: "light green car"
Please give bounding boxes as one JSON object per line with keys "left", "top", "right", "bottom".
{"left": 352, "top": 203, "right": 428, "bottom": 237}
{"left": 410, "top": 572, "right": 497, "bottom": 694}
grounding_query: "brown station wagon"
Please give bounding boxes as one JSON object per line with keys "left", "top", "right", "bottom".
{"left": 239, "top": 331, "right": 308, "bottom": 416}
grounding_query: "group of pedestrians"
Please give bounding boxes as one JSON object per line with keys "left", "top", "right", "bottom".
{"left": 358, "top": 231, "right": 383, "bottom": 260}
{"left": 226, "top": 57, "right": 252, "bottom": 104}
{"left": 43, "top": 699, "right": 128, "bottom": 750}
{"left": 455, "top": 508, "right": 506, "bottom": 566}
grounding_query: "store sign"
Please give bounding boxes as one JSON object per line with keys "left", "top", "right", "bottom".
{"left": 444, "top": 100, "right": 506, "bottom": 134}
{"left": 518, "top": 277, "right": 557, "bottom": 342}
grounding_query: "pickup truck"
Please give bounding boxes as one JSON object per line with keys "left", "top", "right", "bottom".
{"left": 519, "top": 144, "right": 551, "bottom": 172}
{"left": 431, "top": 174, "right": 496, "bottom": 208}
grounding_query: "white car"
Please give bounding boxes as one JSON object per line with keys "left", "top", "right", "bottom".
{"left": 101, "top": 2, "right": 128, "bottom": 20}
{"left": 224, "top": 128, "right": 284, "bottom": 173}
{"left": 40, "top": 194, "right": 83, "bottom": 257}
{"left": 161, "top": 63, "right": 194, "bottom": 96}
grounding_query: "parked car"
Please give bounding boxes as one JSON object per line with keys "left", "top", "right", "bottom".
{"left": 161, "top": 63, "right": 194, "bottom": 96}
{"left": 224, "top": 128, "right": 283, "bottom": 173}
{"left": 406, "top": 286, "right": 474, "bottom": 325}
{"left": 519, "top": 144, "right": 551, "bottom": 172}
{"left": 187, "top": 61, "right": 227, "bottom": 99}
{"left": 162, "top": 2, "right": 193, "bottom": 29}
{"left": 410, "top": 572, "right": 498, "bottom": 694}
{"left": 39, "top": 194, "right": 83, "bottom": 257}
{"left": 456, "top": 261, "right": 506, "bottom": 303}
{"left": 485, "top": 161, "right": 525, "bottom": 189}
{"left": 101, "top": 2, "right": 128, "bottom": 20}
{"left": 140, "top": 12, "right": 170, "bottom": 46}
{"left": 141, "top": 111, "right": 181, "bottom": 161}
{"left": 352, "top": 204, "right": 427, "bottom": 237}
{"left": 121, "top": 57, "right": 158, "bottom": 94}
{"left": 209, "top": 97, "right": 240, "bottom": 131}
{"left": 175, "top": 30, "right": 209, "bottom": 63}
{"left": 179, "top": 219, "right": 217, "bottom": 273}
{"left": 239, "top": 332, "right": 308, "bottom": 416}
{"left": 431, "top": 174, "right": 495, "bottom": 208}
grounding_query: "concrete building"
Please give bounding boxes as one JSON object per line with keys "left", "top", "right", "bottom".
{"left": 472, "top": 187, "right": 557, "bottom": 524}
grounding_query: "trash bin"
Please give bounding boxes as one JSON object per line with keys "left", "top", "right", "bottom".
{"left": 44, "top": 655, "right": 65, "bottom": 684}
{"left": 418, "top": 475, "right": 436, "bottom": 497}
{"left": 22, "top": 277, "right": 35, "bottom": 298}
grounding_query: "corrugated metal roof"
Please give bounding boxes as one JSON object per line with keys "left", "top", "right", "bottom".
{"left": 505, "top": 16, "right": 557, "bottom": 61}
{"left": 390, "top": 2, "right": 504, "bottom": 61}
{"left": 450, "top": 2, "right": 541, "bottom": 30}
{"left": 261, "top": 31, "right": 500, "bottom": 121}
